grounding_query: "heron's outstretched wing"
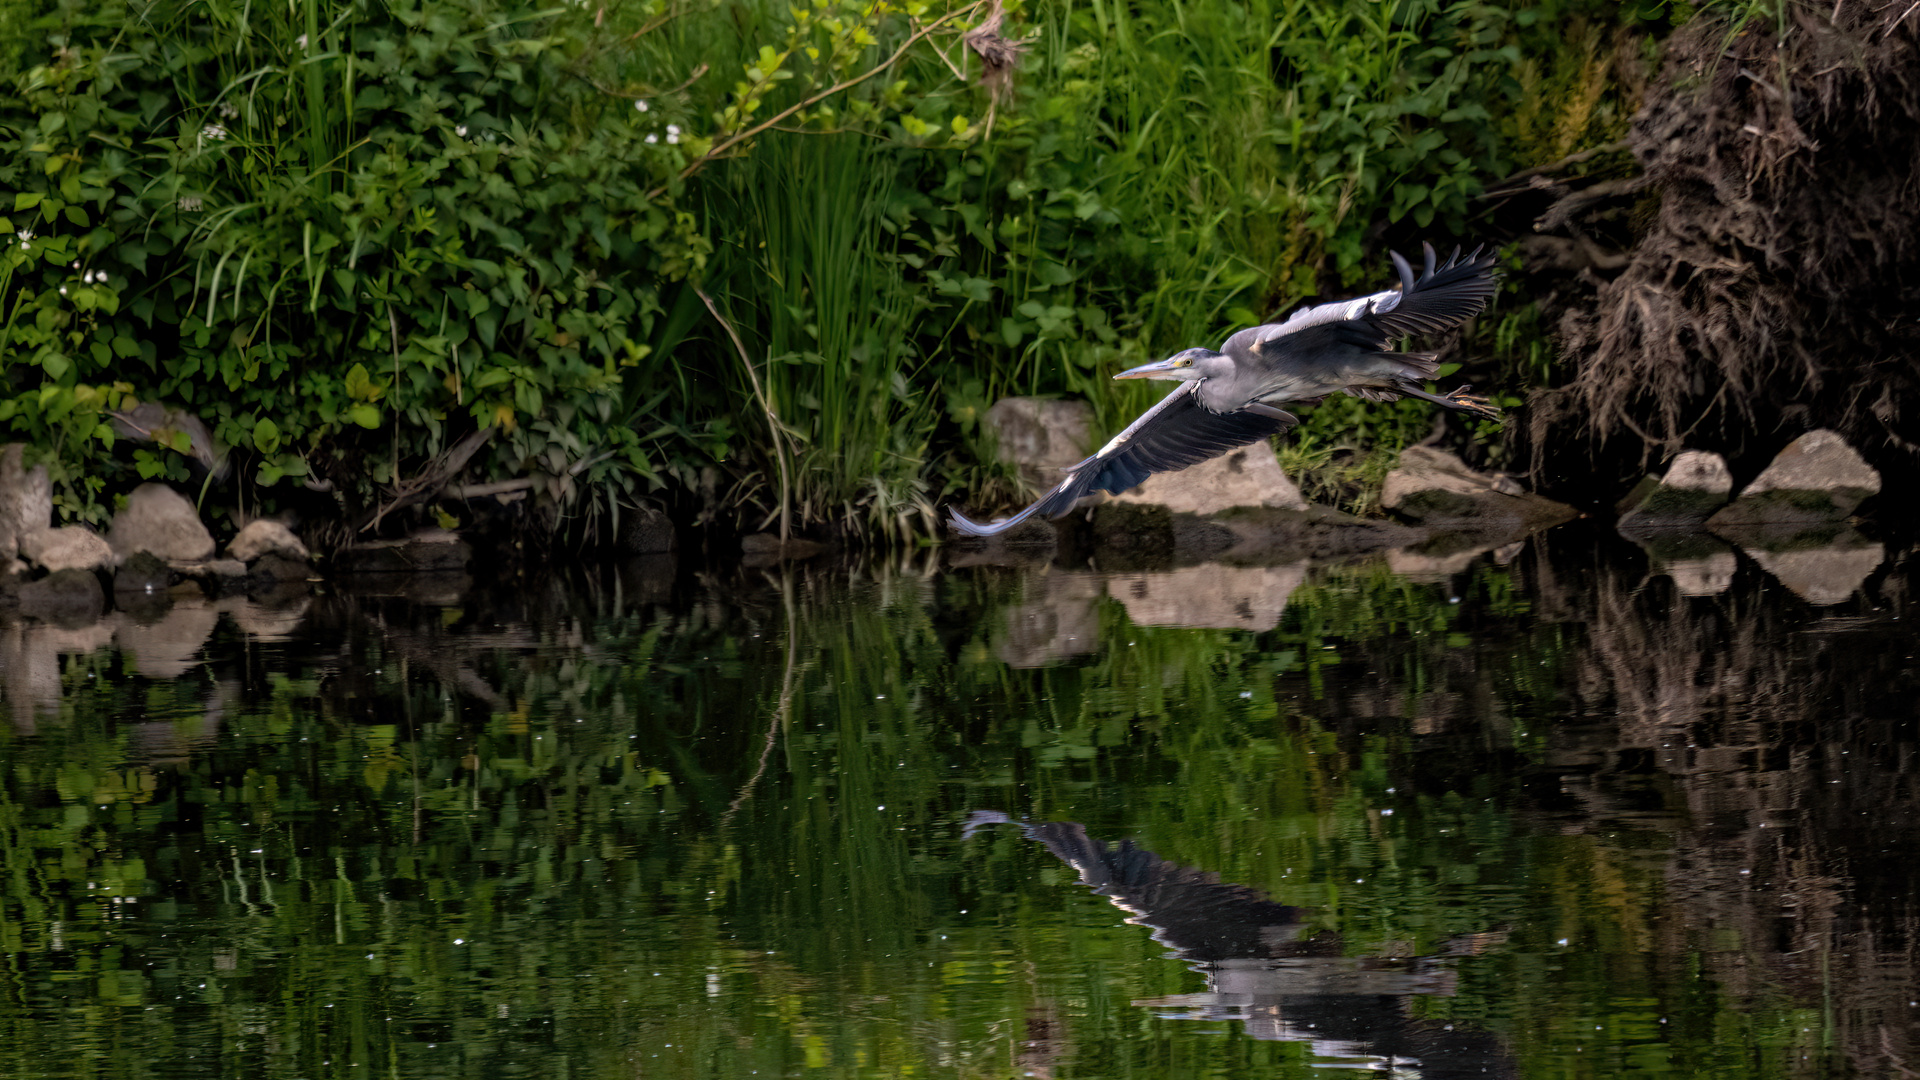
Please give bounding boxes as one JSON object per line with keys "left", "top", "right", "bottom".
{"left": 947, "top": 383, "right": 1296, "bottom": 537}
{"left": 1231, "top": 243, "right": 1500, "bottom": 358}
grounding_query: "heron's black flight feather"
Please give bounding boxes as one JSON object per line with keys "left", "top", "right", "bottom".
{"left": 946, "top": 383, "right": 1296, "bottom": 537}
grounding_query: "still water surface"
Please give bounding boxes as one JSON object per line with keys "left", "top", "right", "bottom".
{"left": 2, "top": 527, "right": 1917, "bottom": 1079}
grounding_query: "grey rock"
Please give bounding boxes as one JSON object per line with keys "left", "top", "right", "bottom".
{"left": 228, "top": 519, "right": 309, "bottom": 562}
{"left": 20, "top": 525, "right": 114, "bottom": 572}
{"left": 1617, "top": 451, "right": 1734, "bottom": 531}
{"left": 18, "top": 568, "right": 106, "bottom": 625}
{"left": 114, "top": 551, "right": 173, "bottom": 594}
{"left": 982, "top": 397, "right": 1095, "bottom": 494}
{"left": 1111, "top": 441, "right": 1308, "bottom": 514}
{"left": 109, "top": 484, "right": 215, "bottom": 561}
{"left": 250, "top": 553, "right": 312, "bottom": 584}
{"left": 616, "top": 505, "right": 677, "bottom": 554}
{"left": 0, "top": 444, "right": 52, "bottom": 561}
{"left": 1382, "top": 447, "right": 1578, "bottom": 539}
{"left": 1708, "top": 429, "right": 1881, "bottom": 529}
{"left": 108, "top": 400, "right": 228, "bottom": 478}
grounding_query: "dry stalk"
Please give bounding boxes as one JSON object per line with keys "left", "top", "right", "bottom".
{"left": 697, "top": 286, "right": 794, "bottom": 544}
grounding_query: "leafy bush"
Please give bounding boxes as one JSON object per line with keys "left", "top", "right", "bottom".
{"left": 1, "top": 0, "right": 1670, "bottom": 539}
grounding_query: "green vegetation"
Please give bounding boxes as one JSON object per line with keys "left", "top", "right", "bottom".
{"left": 0, "top": 557, "right": 1869, "bottom": 1077}
{"left": 1, "top": 0, "right": 1669, "bottom": 539}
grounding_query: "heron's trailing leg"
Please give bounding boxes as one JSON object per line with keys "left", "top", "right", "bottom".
{"left": 1393, "top": 382, "right": 1501, "bottom": 421}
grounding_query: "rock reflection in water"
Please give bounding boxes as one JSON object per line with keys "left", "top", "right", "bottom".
{"left": 1733, "top": 529, "right": 1883, "bottom": 605}
{"left": 1108, "top": 563, "right": 1305, "bottom": 631}
{"left": 1, "top": 594, "right": 314, "bottom": 725}
{"left": 966, "top": 811, "right": 1516, "bottom": 1079}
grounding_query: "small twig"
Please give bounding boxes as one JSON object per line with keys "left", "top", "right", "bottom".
{"left": 443, "top": 477, "right": 538, "bottom": 499}
{"left": 650, "top": 0, "right": 989, "bottom": 197}
{"left": 358, "top": 427, "right": 495, "bottom": 533}
{"left": 697, "top": 286, "right": 794, "bottom": 545}
{"left": 1480, "top": 139, "right": 1631, "bottom": 196}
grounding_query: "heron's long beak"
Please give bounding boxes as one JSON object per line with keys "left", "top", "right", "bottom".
{"left": 1113, "top": 358, "right": 1180, "bottom": 380}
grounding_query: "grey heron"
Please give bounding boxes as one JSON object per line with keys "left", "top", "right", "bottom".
{"left": 947, "top": 243, "right": 1501, "bottom": 538}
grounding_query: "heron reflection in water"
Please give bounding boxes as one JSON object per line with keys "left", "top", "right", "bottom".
{"left": 965, "top": 811, "right": 1515, "bottom": 1078}
{"left": 948, "top": 244, "right": 1502, "bottom": 537}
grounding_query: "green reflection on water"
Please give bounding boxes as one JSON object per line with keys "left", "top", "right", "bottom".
{"left": 1, "top": 543, "right": 1909, "bottom": 1078}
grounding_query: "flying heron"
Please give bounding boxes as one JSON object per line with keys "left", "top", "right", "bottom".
{"left": 947, "top": 243, "right": 1502, "bottom": 538}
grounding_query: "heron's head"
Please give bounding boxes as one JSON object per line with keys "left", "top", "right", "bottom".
{"left": 1112, "top": 348, "right": 1226, "bottom": 382}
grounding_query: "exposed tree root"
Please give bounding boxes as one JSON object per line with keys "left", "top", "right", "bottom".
{"left": 1516, "top": 3, "right": 1920, "bottom": 503}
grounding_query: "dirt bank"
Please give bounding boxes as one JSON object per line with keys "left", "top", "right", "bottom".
{"left": 1513, "top": 3, "right": 1920, "bottom": 519}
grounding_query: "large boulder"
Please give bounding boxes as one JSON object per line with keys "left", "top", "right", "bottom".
{"left": 1382, "top": 447, "right": 1578, "bottom": 539}
{"left": 19, "top": 525, "right": 114, "bottom": 573}
{"left": 1707, "top": 429, "right": 1880, "bottom": 529}
{"left": 1111, "top": 441, "right": 1308, "bottom": 514}
{"left": 0, "top": 444, "right": 52, "bottom": 561}
{"left": 227, "top": 519, "right": 309, "bottom": 562}
{"left": 982, "top": 397, "right": 1094, "bottom": 493}
{"left": 109, "top": 483, "right": 215, "bottom": 561}
{"left": 615, "top": 505, "right": 676, "bottom": 555}
{"left": 113, "top": 550, "right": 174, "bottom": 594}
{"left": 1617, "top": 451, "right": 1734, "bottom": 531}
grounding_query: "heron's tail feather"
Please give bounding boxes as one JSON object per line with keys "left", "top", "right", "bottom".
{"left": 947, "top": 500, "right": 1047, "bottom": 537}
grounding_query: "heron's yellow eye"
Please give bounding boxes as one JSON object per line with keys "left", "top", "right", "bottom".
{"left": 1174, "top": 358, "right": 1191, "bottom": 367}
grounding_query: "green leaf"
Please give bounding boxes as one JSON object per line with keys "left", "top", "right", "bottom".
{"left": 253, "top": 418, "right": 282, "bottom": 454}
{"left": 344, "top": 363, "right": 373, "bottom": 401}
{"left": 13, "top": 192, "right": 40, "bottom": 212}
{"left": 348, "top": 403, "right": 381, "bottom": 429}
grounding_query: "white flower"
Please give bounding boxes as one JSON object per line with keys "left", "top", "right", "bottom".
{"left": 666, "top": 123, "right": 680, "bottom": 135}
{"left": 202, "top": 123, "right": 227, "bottom": 140}
{"left": 666, "top": 132, "right": 679, "bottom": 144}
{"left": 456, "top": 125, "right": 468, "bottom": 137}
{"left": 178, "top": 196, "right": 203, "bottom": 211}
{"left": 59, "top": 286, "right": 67, "bottom": 295}
{"left": 218, "top": 101, "right": 238, "bottom": 119}
{"left": 296, "top": 33, "right": 308, "bottom": 48}
{"left": 83, "top": 270, "right": 94, "bottom": 283}
{"left": 635, "top": 100, "right": 649, "bottom": 112}
{"left": 645, "top": 133, "right": 657, "bottom": 144}
{"left": 15, "top": 229, "right": 30, "bottom": 243}
{"left": 96, "top": 272, "right": 108, "bottom": 285}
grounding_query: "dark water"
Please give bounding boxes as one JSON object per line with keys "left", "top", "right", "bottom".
{"left": 3, "top": 526, "right": 1918, "bottom": 1079}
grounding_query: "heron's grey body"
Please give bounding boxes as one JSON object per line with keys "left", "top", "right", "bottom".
{"left": 948, "top": 244, "right": 1501, "bottom": 538}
